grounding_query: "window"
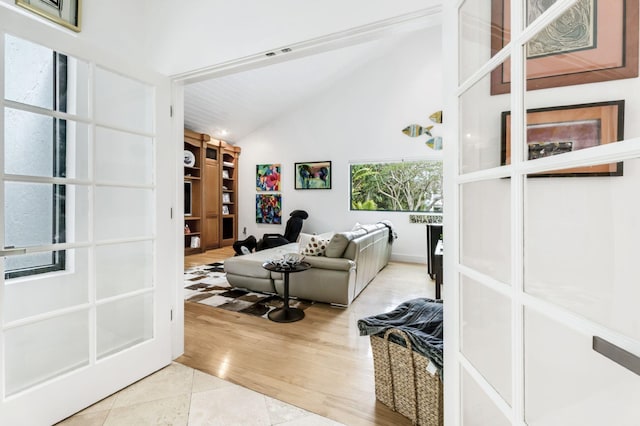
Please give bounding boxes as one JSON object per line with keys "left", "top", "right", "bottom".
{"left": 4, "top": 36, "right": 68, "bottom": 279}
{"left": 350, "top": 160, "right": 442, "bottom": 212}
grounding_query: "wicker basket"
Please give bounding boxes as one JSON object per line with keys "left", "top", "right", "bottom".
{"left": 370, "top": 329, "right": 443, "bottom": 426}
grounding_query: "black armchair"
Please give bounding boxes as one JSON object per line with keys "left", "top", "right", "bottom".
{"left": 256, "top": 210, "right": 309, "bottom": 251}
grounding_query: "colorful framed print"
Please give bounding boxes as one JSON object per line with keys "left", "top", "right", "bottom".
{"left": 490, "top": 0, "right": 639, "bottom": 94}
{"left": 501, "top": 100, "right": 625, "bottom": 177}
{"left": 294, "top": 161, "right": 332, "bottom": 190}
{"left": 256, "top": 194, "right": 282, "bottom": 224}
{"left": 256, "top": 164, "right": 281, "bottom": 192}
{"left": 16, "top": 0, "right": 81, "bottom": 32}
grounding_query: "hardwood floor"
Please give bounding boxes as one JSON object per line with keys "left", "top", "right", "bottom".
{"left": 179, "top": 248, "right": 437, "bottom": 426}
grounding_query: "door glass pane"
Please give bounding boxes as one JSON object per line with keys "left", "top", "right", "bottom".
{"left": 4, "top": 248, "right": 89, "bottom": 322}
{"left": 4, "top": 108, "right": 90, "bottom": 179}
{"left": 5, "top": 35, "right": 89, "bottom": 116}
{"left": 4, "top": 182, "right": 89, "bottom": 247}
{"left": 4, "top": 310, "right": 89, "bottom": 396}
{"left": 96, "top": 241, "right": 153, "bottom": 300}
{"left": 94, "top": 187, "right": 153, "bottom": 241}
{"left": 461, "top": 179, "right": 511, "bottom": 284}
{"left": 97, "top": 293, "right": 153, "bottom": 359}
{"left": 94, "top": 67, "right": 153, "bottom": 133}
{"left": 524, "top": 308, "right": 640, "bottom": 425}
{"left": 460, "top": 62, "right": 511, "bottom": 174}
{"left": 461, "top": 368, "right": 511, "bottom": 426}
{"left": 459, "top": 0, "right": 501, "bottom": 83}
{"left": 4, "top": 35, "right": 54, "bottom": 110}
{"left": 525, "top": 157, "right": 640, "bottom": 340}
{"left": 461, "top": 275, "right": 512, "bottom": 404}
{"left": 95, "top": 127, "right": 153, "bottom": 185}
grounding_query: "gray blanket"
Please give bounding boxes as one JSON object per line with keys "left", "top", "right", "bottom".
{"left": 357, "top": 298, "right": 443, "bottom": 374}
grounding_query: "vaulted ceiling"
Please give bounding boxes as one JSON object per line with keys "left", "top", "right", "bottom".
{"left": 182, "top": 7, "right": 442, "bottom": 143}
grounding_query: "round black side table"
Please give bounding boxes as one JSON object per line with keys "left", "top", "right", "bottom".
{"left": 262, "top": 261, "right": 311, "bottom": 323}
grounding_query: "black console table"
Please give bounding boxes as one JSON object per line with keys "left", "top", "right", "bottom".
{"left": 262, "top": 261, "right": 311, "bottom": 323}
{"left": 426, "top": 224, "right": 442, "bottom": 279}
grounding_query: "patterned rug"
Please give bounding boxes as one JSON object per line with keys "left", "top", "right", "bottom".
{"left": 184, "top": 262, "right": 314, "bottom": 319}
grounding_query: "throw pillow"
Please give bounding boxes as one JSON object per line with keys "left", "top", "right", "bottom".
{"left": 297, "top": 233, "right": 313, "bottom": 254}
{"left": 302, "top": 235, "right": 330, "bottom": 256}
{"left": 325, "top": 233, "right": 350, "bottom": 258}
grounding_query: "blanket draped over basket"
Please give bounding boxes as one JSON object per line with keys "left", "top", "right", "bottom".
{"left": 357, "top": 297, "right": 443, "bottom": 375}
{"left": 357, "top": 298, "right": 443, "bottom": 425}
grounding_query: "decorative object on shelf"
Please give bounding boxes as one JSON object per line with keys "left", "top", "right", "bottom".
{"left": 222, "top": 205, "right": 229, "bottom": 215}
{"left": 184, "top": 224, "right": 191, "bottom": 234}
{"left": 295, "top": 161, "right": 331, "bottom": 189}
{"left": 222, "top": 192, "right": 231, "bottom": 203}
{"left": 402, "top": 110, "right": 443, "bottom": 150}
{"left": 501, "top": 100, "right": 625, "bottom": 177}
{"left": 183, "top": 150, "right": 195, "bottom": 167}
{"left": 256, "top": 164, "right": 281, "bottom": 191}
{"left": 190, "top": 236, "right": 200, "bottom": 249}
{"left": 491, "top": 0, "right": 639, "bottom": 94}
{"left": 16, "top": 0, "right": 81, "bottom": 32}
{"left": 222, "top": 169, "right": 230, "bottom": 179}
{"left": 256, "top": 193, "right": 282, "bottom": 224}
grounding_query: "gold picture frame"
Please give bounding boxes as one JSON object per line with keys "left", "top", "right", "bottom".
{"left": 16, "top": 0, "right": 81, "bottom": 32}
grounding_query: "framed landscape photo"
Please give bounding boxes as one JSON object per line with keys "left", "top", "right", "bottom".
{"left": 295, "top": 161, "right": 332, "bottom": 190}
{"left": 501, "top": 100, "right": 625, "bottom": 177}
{"left": 16, "top": 0, "right": 81, "bottom": 32}
{"left": 490, "top": 0, "right": 639, "bottom": 94}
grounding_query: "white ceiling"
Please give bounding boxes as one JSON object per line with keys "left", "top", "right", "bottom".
{"left": 183, "top": 11, "right": 441, "bottom": 143}
{"left": 184, "top": 38, "right": 391, "bottom": 142}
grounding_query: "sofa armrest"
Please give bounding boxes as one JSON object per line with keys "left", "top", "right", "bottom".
{"left": 302, "top": 256, "right": 355, "bottom": 271}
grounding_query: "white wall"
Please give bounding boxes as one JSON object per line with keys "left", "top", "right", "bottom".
{"left": 235, "top": 27, "right": 443, "bottom": 264}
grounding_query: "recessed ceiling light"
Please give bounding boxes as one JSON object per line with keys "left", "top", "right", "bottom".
{"left": 220, "top": 129, "right": 228, "bottom": 136}
{"left": 281, "top": 48, "right": 292, "bottom": 53}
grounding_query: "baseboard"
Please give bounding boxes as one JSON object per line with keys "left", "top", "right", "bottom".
{"left": 390, "top": 253, "right": 426, "bottom": 264}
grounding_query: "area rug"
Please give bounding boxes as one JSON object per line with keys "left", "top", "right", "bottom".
{"left": 184, "top": 262, "right": 314, "bottom": 319}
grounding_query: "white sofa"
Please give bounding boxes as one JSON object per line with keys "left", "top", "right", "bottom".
{"left": 224, "top": 222, "right": 394, "bottom": 306}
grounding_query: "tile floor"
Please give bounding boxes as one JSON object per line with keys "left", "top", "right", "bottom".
{"left": 58, "top": 362, "right": 343, "bottom": 426}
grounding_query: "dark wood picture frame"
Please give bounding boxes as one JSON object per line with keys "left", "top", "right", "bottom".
{"left": 501, "top": 100, "right": 625, "bottom": 177}
{"left": 294, "top": 161, "right": 332, "bottom": 190}
{"left": 491, "top": 0, "right": 639, "bottom": 94}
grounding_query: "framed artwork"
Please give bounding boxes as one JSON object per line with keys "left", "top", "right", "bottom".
{"left": 490, "top": 0, "right": 639, "bottom": 94}
{"left": 256, "top": 164, "right": 281, "bottom": 192}
{"left": 222, "top": 192, "right": 231, "bottom": 203}
{"left": 501, "top": 100, "right": 625, "bottom": 177}
{"left": 16, "top": 0, "right": 81, "bottom": 32}
{"left": 256, "top": 194, "right": 282, "bottom": 224}
{"left": 295, "top": 161, "right": 332, "bottom": 189}
{"left": 222, "top": 205, "right": 230, "bottom": 215}
{"left": 222, "top": 170, "right": 230, "bottom": 179}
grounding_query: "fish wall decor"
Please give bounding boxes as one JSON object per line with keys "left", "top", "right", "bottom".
{"left": 402, "top": 124, "right": 433, "bottom": 137}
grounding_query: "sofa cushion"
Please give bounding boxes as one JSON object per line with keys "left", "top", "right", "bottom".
{"left": 296, "top": 232, "right": 314, "bottom": 254}
{"left": 302, "top": 235, "right": 330, "bottom": 256}
{"left": 325, "top": 229, "right": 366, "bottom": 258}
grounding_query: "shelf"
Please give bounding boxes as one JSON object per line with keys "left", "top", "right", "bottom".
{"left": 184, "top": 232, "right": 201, "bottom": 236}
{"left": 184, "top": 216, "right": 201, "bottom": 220}
{"left": 184, "top": 175, "right": 201, "bottom": 180}
{"left": 223, "top": 161, "right": 235, "bottom": 167}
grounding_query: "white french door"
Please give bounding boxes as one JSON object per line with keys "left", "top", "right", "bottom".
{"left": 0, "top": 9, "right": 174, "bottom": 425}
{"left": 444, "top": 1, "right": 640, "bottom": 425}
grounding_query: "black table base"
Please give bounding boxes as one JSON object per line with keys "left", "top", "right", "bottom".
{"left": 268, "top": 307, "right": 305, "bottom": 323}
